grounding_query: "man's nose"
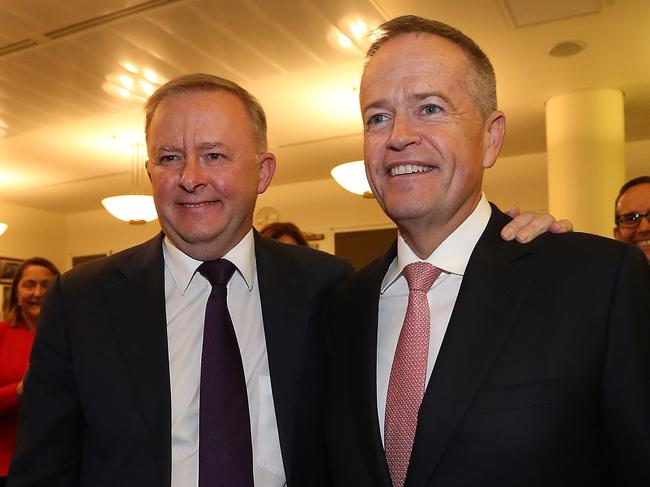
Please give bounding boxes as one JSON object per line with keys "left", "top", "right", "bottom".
{"left": 386, "top": 114, "right": 421, "bottom": 151}
{"left": 179, "top": 155, "right": 207, "bottom": 191}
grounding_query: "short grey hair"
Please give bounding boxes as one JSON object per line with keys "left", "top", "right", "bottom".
{"left": 365, "top": 15, "right": 497, "bottom": 119}
{"left": 145, "top": 73, "right": 268, "bottom": 151}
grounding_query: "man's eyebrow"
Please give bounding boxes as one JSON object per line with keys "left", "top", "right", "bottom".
{"left": 362, "top": 99, "right": 389, "bottom": 114}
{"left": 197, "top": 141, "right": 224, "bottom": 150}
{"left": 158, "top": 145, "right": 180, "bottom": 153}
{"left": 362, "top": 91, "right": 453, "bottom": 113}
{"left": 412, "top": 91, "right": 452, "bottom": 106}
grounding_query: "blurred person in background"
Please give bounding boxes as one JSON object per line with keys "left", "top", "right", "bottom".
{"left": 614, "top": 176, "right": 650, "bottom": 264}
{"left": 0, "top": 257, "right": 59, "bottom": 487}
{"left": 261, "top": 222, "right": 309, "bottom": 247}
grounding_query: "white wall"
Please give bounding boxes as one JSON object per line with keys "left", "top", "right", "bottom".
{"left": 0, "top": 201, "right": 67, "bottom": 271}
{"left": 65, "top": 209, "right": 161, "bottom": 269}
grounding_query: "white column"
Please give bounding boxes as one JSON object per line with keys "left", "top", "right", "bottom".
{"left": 546, "top": 89, "right": 625, "bottom": 237}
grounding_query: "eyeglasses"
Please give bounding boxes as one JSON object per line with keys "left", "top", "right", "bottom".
{"left": 615, "top": 211, "right": 650, "bottom": 228}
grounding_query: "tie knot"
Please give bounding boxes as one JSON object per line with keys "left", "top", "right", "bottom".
{"left": 403, "top": 262, "right": 441, "bottom": 292}
{"left": 198, "top": 259, "right": 237, "bottom": 287}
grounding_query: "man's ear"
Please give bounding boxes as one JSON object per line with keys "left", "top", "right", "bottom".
{"left": 482, "top": 110, "right": 505, "bottom": 169}
{"left": 257, "top": 152, "right": 276, "bottom": 194}
{"left": 614, "top": 226, "right": 620, "bottom": 239}
{"left": 145, "top": 160, "right": 153, "bottom": 181}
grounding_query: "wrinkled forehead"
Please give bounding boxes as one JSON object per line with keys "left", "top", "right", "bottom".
{"left": 146, "top": 91, "right": 255, "bottom": 147}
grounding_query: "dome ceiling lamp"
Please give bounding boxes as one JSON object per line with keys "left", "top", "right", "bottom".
{"left": 102, "top": 142, "right": 158, "bottom": 224}
{"left": 0, "top": 222, "right": 7, "bottom": 236}
{"left": 331, "top": 160, "right": 374, "bottom": 198}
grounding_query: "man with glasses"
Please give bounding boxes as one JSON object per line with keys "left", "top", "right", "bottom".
{"left": 614, "top": 176, "right": 650, "bottom": 264}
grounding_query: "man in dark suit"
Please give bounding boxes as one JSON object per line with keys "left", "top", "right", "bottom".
{"left": 8, "top": 74, "right": 352, "bottom": 487}
{"left": 326, "top": 16, "right": 650, "bottom": 487}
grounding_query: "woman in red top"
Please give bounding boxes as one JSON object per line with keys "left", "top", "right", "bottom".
{"left": 0, "top": 257, "right": 59, "bottom": 486}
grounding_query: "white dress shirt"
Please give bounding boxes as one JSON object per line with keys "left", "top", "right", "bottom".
{"left": 163, "top": 229, "right": 286, "bottom": 487}
{"left": 376, "top": 195, "right": 492, "bottom": 442}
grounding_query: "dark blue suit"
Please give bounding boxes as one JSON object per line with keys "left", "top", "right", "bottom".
{"left": 10, "top": 232, "right": 351, "bottom": 486}
{"left": 327, "top": 206, "right": 650, "bottom": 486}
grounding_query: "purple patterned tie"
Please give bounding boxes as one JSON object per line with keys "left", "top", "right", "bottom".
{"left": 385, "top": 262, "right": 442, "bottom": 487}
{"left": 197, "top": 259, "right": 254, "bottom": 487}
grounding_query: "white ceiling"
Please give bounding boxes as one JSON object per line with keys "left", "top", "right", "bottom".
{"left": 0, "top": 0, "right": 649, "bottom": 213}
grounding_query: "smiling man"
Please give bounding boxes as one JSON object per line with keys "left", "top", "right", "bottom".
{"left": 326, "top": 16, "right": 650, "bottom": 487}
{"left": 8, "top": 74, "right": 353, "bottom": 487}
{"left": 614, "top": 176, "right": 650, "bottom": 264}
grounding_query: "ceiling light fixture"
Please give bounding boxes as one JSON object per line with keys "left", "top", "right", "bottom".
{"left": 326, "top": 15, "right": 380, "bottom": 54}
{"left": 103, "top": 64, "right": 163, "bottom": 101}
{"left": 123, "top": 62, "right": 139, "bottom": 74}
{"left": 143, "top": 69, "right": 159, "bottom": 83}
{"left": 119, "top": 75, "right": 134, "bottom": 89}
{"left": 349, "top": 19, "right": 368, "bottom": 39}
{"left": 331, "top": 160, "right": 374, "bottom": 198}
{"left": 338, "top": 33, "right": 353, "bottom": 48}
{"left": 0, "top": 222, "right": 7, "bottom": 236}
{"left": 101, "top": 142, "right": 158, "bottom": 224}
{"left": 140, "top": 80, "right": 155, "bottom": 96}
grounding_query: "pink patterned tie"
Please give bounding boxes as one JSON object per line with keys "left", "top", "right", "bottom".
{"left": 385, "top": 261, "right": 442, "bottom": 487}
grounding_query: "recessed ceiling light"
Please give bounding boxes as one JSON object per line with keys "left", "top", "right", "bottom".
{"left": 119, "top": 75, "right": 134, "bottom": 89}
{"left": 123, "top": 62, "right": 139, "bottom": 74}
{"left": 143, "top": 69, "right": 158, "bottom": 83}
{"left": 140, "top": 80, "right": 155, "bottom": 96}
{"left": 338, "top": 33, "right": 353, "bottom": 48}
{"left": 548, "top": 40, "right": 587, "bottom": 57}
{"left": 349, "top": 19, "right": 368, "bottom": 39}
{"left": 104, "top": 64, "right": 164, "bottom": 101}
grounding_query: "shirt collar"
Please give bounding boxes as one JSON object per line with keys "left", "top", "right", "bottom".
{"left": 381, "top": 194, "right": 491, "bottom": 293}
{"left": 162, "top": 229, "right": 256, "bottom": 294}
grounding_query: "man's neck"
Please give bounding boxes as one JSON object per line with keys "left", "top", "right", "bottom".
{"left": 397, "top": 200, "right": 482, "bottom": 260}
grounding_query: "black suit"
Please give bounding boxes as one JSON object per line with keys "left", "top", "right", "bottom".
{"left": 9, "top": 232, "right": 351, "bottom": 487}
{"left": 327, "top": 206, "right": 650, "bottom": 486}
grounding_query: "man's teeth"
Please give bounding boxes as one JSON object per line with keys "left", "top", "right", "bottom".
{"left": 636, "top": 239, "right": 649, "bottom": 248}
{"left": 183, "top": 202, "right": 213, "bottom": 207}
{"left": 390, "top": 164, "right": 432, "bottom": 176}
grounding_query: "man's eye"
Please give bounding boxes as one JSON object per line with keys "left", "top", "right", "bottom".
{"left": 158, "top": 155, "right": 179, "bottom": 164}
{"left": 622, "top": 213, "right": 641, "bottom": 223}
{"left": 206, "top": 153, "right": 224, "bottom": 160}
{"left": 423, "top": 104, "right": 441, "bottom": 115}
{"left": 367, "top": 114, "right": 387, "bottom": 126}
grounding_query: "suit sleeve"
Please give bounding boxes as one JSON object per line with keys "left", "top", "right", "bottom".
{"left": 8, "top": 276, "right": 83, "bottom": 486}
{"left": 600, "top": 246, "right": 650, "bottom": 484}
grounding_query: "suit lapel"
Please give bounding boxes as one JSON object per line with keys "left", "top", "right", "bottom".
{"left": 106, "top": 233, "right": 171, "bottom": 487}
{"left": 254, "top": 233, "right": 304, "bottom": 479}
{"left": 407, "top": 208, "right": 534, "bottom": 486}
{"left": 347, "top": 246, "right": 396, "bottom": 487}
